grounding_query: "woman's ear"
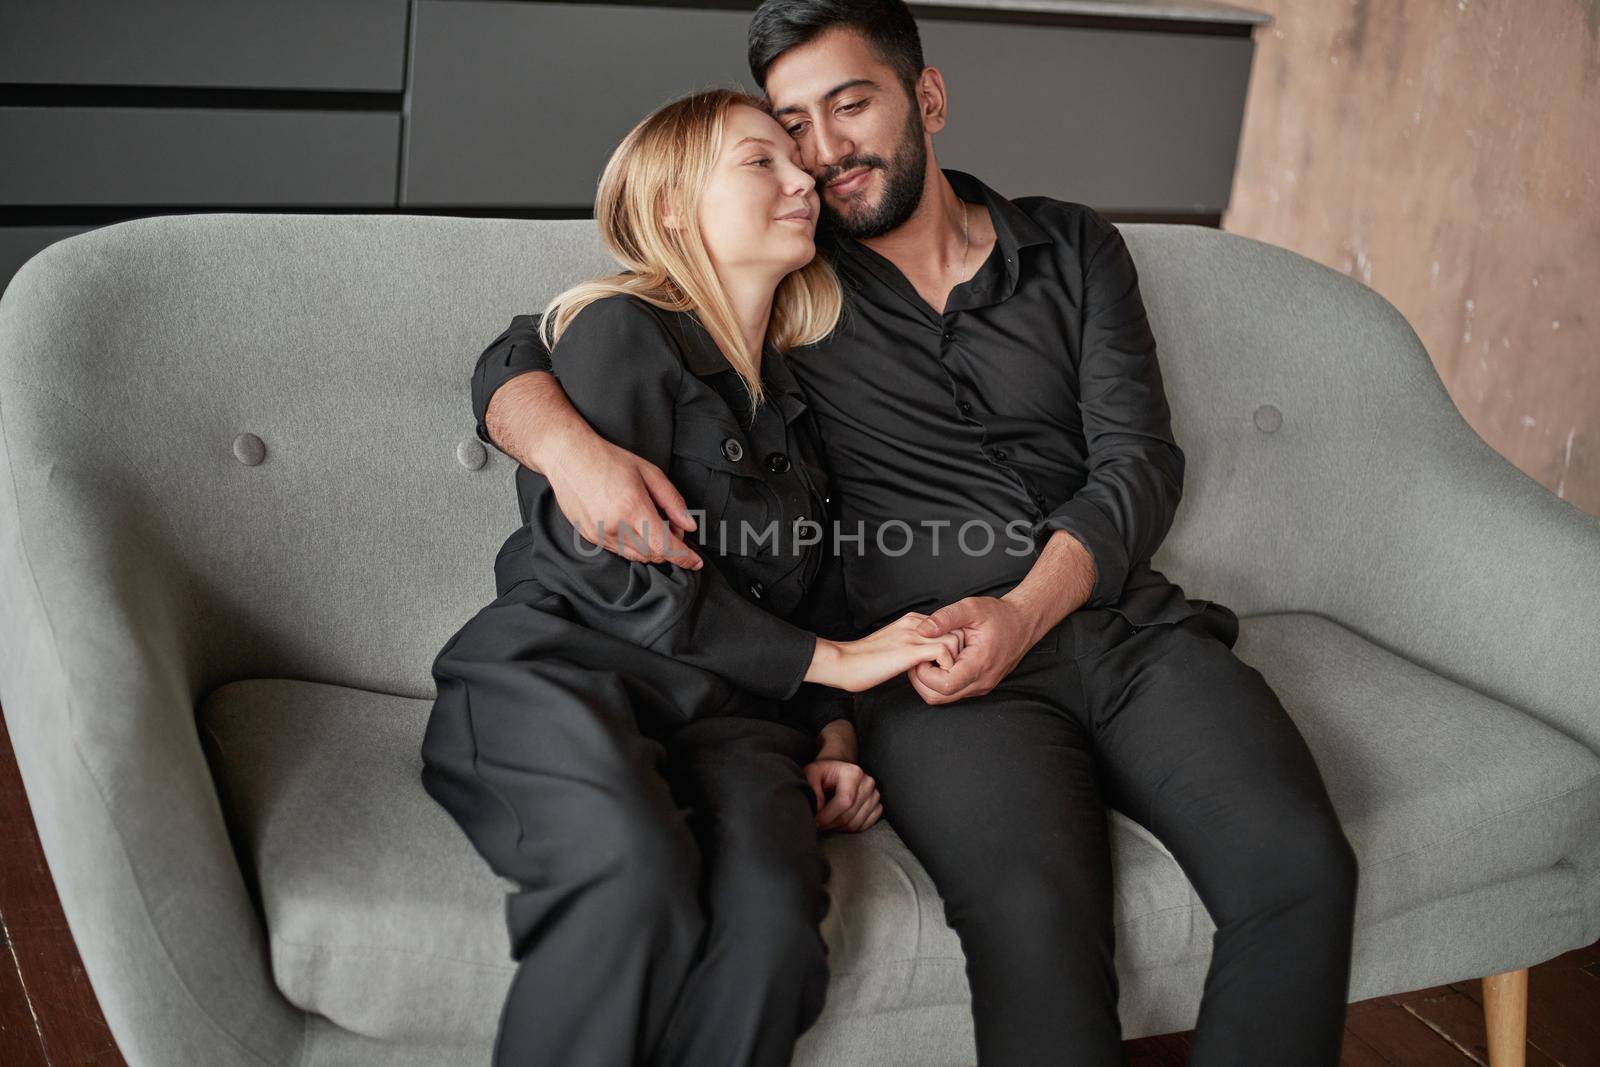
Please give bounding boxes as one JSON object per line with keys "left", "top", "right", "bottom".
{"left": 657, "top": 190, "right": 687, "bottom": 231}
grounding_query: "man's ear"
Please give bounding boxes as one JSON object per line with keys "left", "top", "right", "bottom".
{"left": 918, "top": 66, "right": 948, "bottom": 135}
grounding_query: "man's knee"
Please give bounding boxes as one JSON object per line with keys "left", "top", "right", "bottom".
{"left": 946, "top": 860, "right": 1113, "bottom": 946}
{"left": 1222, "top": 810, "right": 1360, "bottom": 921}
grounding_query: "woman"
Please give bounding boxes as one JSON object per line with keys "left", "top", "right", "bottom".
{"left": 421, "top": 88, "right": 961, "bottom": 1067}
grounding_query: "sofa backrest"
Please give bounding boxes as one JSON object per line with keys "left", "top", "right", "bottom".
{"left": 0, "top": 213, "right": 1458, "bottom": 699}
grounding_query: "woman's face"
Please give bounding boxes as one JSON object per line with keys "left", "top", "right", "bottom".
{"left": 693, "top": 104, "right": 820, "bottom": 280}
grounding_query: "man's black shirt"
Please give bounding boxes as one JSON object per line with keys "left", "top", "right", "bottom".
{"left": 473, "top": 168, "right": 1214, "bottom": 634}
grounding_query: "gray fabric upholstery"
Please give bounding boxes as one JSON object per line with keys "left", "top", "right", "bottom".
{"left": 1, "top": 213, "right": 1596, "bottom": 1066}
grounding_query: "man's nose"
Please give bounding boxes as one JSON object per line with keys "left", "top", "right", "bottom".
{"left": 812, "top": 123, "right": 854, "bottom": 170}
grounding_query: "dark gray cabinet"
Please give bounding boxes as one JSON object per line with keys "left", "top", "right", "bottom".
{"left": 1, "top": 108, "right": 402, "bottom": 206}
{"left": 0, "top": 0, "right": 1268, "bottom": 295}
{"left": 921, "top": 22, "right": 1252, "bottom": 214}
{"left": 404, "top": 2, "right": 756, "bottom": 207}
{"left": 0, "top": 0, "right": 408, "bottom": 91}
{"left": 402, "top": 1, "right": 1255, "bottom": 214}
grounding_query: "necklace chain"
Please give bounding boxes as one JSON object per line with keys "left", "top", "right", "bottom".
{"left": 956, "top": 201, "right": 971, "bottom": 283}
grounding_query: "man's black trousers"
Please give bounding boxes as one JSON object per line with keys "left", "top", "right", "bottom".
{"left": 855, "top": 602, "right": 1359, "bottom": 1067}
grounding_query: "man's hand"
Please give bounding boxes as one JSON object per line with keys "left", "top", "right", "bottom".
{"left": 803, "top": 758, "right": 882, "bottom": 832}
{"left": 546, "top": 431, "right": 704, "bottom": 569}
{"left": 486, "top": 371, "right": 702, "bottom": 568}
{"left": 909, "top": 529, "right": 1098, "bottom": 704}
{"left": 907, "top": 596, "right": 1041, "bottom": 704}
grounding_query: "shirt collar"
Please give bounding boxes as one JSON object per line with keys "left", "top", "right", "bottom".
{"left": 671, "top": 309, "right": 808, "bottom": 425}
{"left": 945, "top": 167, "right": 1053, "bottom": 270}
{"left": 820, "top": 168, "right": 1052, "bottom": 308}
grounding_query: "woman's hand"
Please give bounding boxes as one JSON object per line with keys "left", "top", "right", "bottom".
{"left": 804, "top": 612, "right": 964, "bottom": 693}
{"left": 803, "top": 758, "right": 882, "bottom": 833}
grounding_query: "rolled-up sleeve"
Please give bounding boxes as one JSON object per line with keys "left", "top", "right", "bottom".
{"left": 471, "top": 313, "right": 555, "bottom": 449}
{"left": 522, "top": 295, "right": 818, "bottom": 701}
{"left": 1033, "top": 220, "right": 1185, "bottom": 608}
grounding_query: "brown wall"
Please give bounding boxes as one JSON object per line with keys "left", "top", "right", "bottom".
{"left": 1224, "top": 0, "right": 1600, "bottom": 517}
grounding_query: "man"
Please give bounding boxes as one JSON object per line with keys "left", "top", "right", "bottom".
{"left": 473, "top": 2, "right": 1359, "bottom": 1063}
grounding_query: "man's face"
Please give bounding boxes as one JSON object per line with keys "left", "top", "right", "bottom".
{"left": 764, "top": 27, "right": 931, "bottom": 240}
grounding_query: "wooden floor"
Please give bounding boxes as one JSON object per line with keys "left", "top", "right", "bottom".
{"left": 1125, "top": 947, "right": 1600, "bottom": 1066}
{"left": 3, "top": 712, "right": 1597, "bottom": 1066}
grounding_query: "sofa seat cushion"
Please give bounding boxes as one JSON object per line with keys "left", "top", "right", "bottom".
{"left": 1233, "top": 613, "right": 1600, "bottom": 923}
{"left": 199, "top": 611, "right": 1600, "bottom": 1041}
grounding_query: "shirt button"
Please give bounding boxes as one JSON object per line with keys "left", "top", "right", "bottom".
{"left": 765, "top": 451, "right": 790, "bottom": 473}
{"left": 992, "top": 447, "right": 1009, "bottom": 461}
{"left": 957, "top": 400, "right": 973, "bottom": 416}
{"left": 721, "top": 438, "right": 744, "bottom": 462}
{"left": 748, "top": 579, "right": 765, "bottom": 600}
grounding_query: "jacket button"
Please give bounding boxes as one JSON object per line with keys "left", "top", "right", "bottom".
{"left": 943, "top": 330, "right": 955, "bottom": 341}
{"left": 765, "top": 451, "right": 790, "bottom": 473}
{"left": 992, "top": 447, "right": 1009, "bottom": 461}
{"left": 748, "top": 579, "right": 765, "bottom": 599}
{"left": 957, "top": 400, "right": 973, "bottom": 416}
{"left": 722, "top": 438, "right": 744, "bottom": 462}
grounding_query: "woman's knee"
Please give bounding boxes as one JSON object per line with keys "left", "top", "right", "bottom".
{"left": 584, "top": 798, "right": 702, "bottom": 909}
{"left": 716, "top": 892, "right": 832, "bottom": 1010}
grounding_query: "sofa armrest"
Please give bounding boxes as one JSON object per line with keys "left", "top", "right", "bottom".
{"left": 1281, "top": 292, "right": 1600, "bottom": 763}
{"left": 0, "top": 376, "right": 304, "bottom": 1066}
{"left": 1133, "top": 227, "right": 1600, "bottom": 763}
{"left": 1352, "top": 394, "right": 1600, "bottom": 755}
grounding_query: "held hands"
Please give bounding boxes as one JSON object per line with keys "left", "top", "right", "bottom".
{"left": 805, "top": 612, "right": 964, "bottom": 693}
{"left": 908, "top": 595, "right": 1042, "bottom": 705}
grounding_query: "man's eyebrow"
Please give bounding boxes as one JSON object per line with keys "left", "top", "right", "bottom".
{"left": 771, "top": 78, "right": 880, "bottom": 120}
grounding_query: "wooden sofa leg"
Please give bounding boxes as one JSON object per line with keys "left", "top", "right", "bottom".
{"left": 1481, "top": 968, "right": 1528, "bottom": 1067}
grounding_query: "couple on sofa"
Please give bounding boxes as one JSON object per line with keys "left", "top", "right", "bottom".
{"left": 420, "top": 1, "right": 1359, "bottom": 1064}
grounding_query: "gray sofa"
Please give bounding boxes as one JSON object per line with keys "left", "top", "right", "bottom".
{"left": 1, "top": 213, "right": 1595, "bottom": 1067}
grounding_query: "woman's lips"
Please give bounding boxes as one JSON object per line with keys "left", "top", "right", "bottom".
{"left": 827, "top": 168, "right": 872, "bottom": 196}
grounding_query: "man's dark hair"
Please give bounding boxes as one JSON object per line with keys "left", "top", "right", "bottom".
{"left": 748, "top": 0, "right": 925, "bottom": 95}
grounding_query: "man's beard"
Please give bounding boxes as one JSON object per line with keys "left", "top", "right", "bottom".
{"left": 817, "top": 100, "right": 928, "bottom": 241}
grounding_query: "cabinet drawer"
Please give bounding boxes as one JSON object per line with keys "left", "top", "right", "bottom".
{"left": 0, "top": 108, "right": 401, "bottom": 206}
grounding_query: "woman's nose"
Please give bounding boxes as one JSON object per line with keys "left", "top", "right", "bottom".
{"left": 782, "top": 162, "right": 816, "bottom": 197}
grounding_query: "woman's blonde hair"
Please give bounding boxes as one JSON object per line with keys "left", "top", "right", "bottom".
{"left": 537, "top": 87, "right": 845, "bottom": 412}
